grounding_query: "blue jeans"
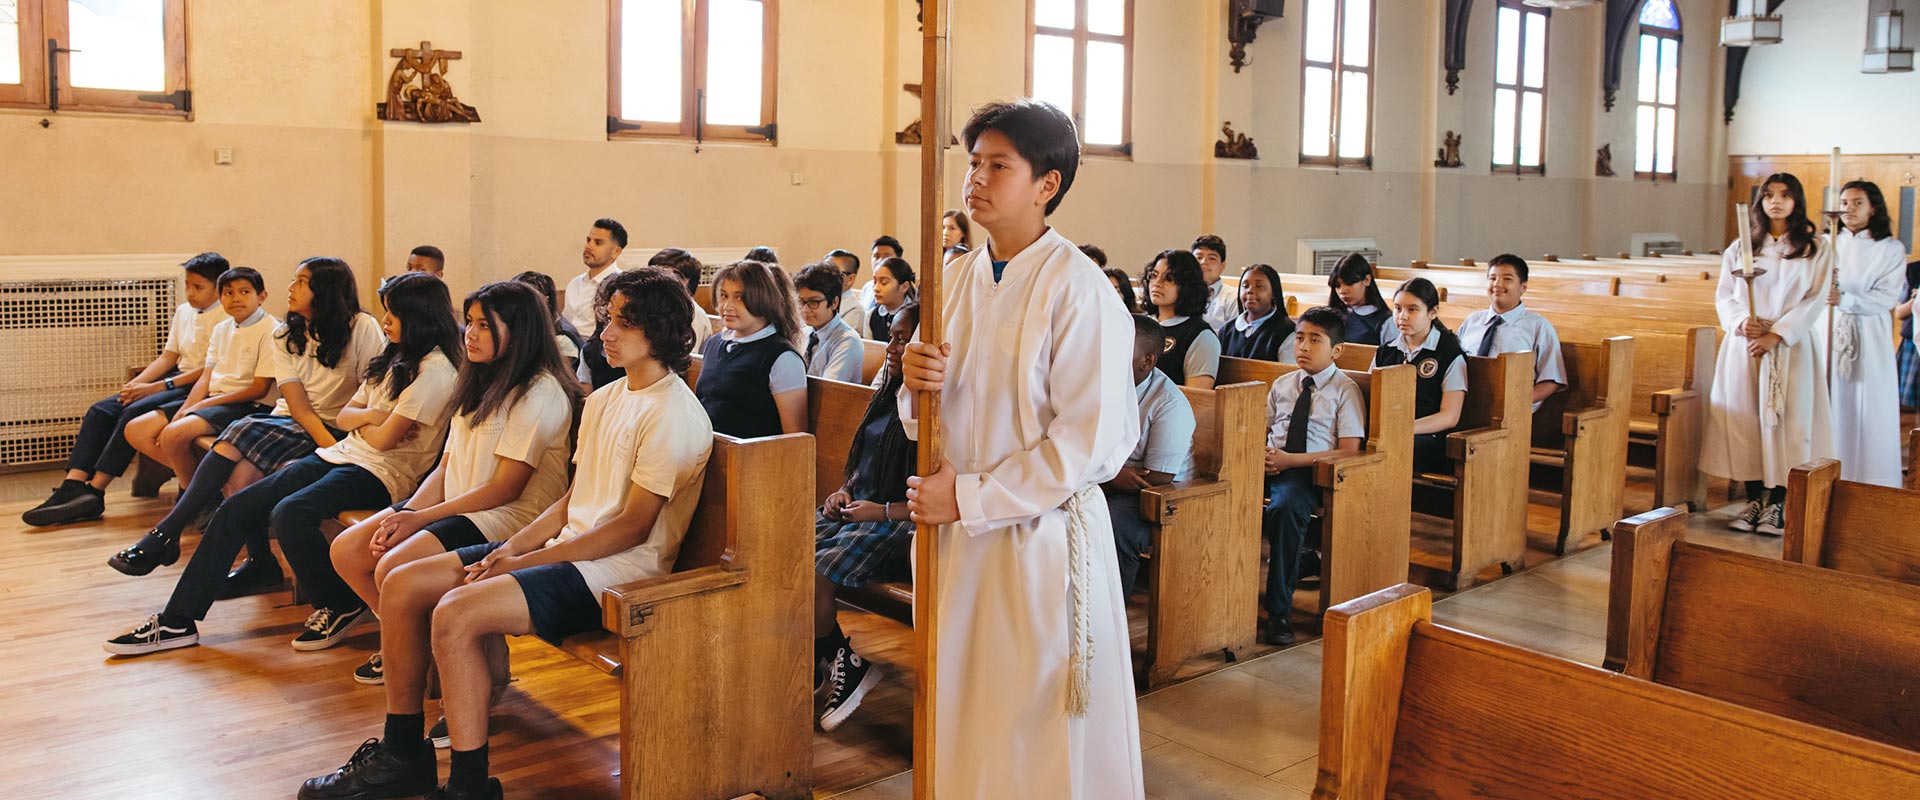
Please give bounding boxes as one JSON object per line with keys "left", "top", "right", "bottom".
{"left": 1262, "top": 470, "right": 1317, "bottom": 621}
{"left": 1105, "top": 489, "right": 1153, "bottom": 594}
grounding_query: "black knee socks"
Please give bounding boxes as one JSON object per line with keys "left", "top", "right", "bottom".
{"left": 154, "top": 453, "right": 237, "bottom": 539}
{"left": 1743, "top": 481, "right": 1786, "bottom": 505}
{"left": 385, "top": 712, "right": 426, "bottom": 755}
{"left": 815, "top": 623, "right": 848, "bottom": 662}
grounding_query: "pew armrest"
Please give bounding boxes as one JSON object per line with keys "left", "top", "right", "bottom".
{"left": 1559, "top": 405, "right": 1613, "bottom": 438}
{"left": 1139, "top": 479, "right": 1232, "bottom": 524}
{"left": 1650, "top": 387, "right": 1696, "bottom": 417}
{"left": 600, "top": 565, "right": 749, "bottom": 637}
{"left": 1444, "top": 426, "right": 1508, "bottom": 462}
{"left": 1314, "top": 450, "right": 1386, "bottom": 490}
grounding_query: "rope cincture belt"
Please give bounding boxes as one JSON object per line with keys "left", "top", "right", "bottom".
{"left": 1063, "top": 484, "right": 1101, "bottom": 718}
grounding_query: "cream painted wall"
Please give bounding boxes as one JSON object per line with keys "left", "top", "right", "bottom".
{"left": 1729, "top": 0, "right": 1920, "bottom": 155}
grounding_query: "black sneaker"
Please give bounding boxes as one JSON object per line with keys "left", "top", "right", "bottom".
{"left": 293, "top": 605, "right": 371, "bottom": 651}
{"left": 429, "top": 718, "right": 449, "bottom": 750}
{"left": 217, "top": 558, "right": 285, "bottom": 599}
{"left": 1728, "top": 499, "right": 1764, "bottom": 532}
{"left": 426, "top": 778, "right": 502, "bottom": 800}
{"left": 1755, "top": 503, "right": 1785, "bottom": 536}
{"left": 353, "top": 653, "right": 384, "bottom": 685}
{"left": 819, "top": 645, "right": 882, "bottom": 732}
{"left": 107, "top": 530, "right": 180, "bottom": 576}
{"left": 22, "top": 482, "right": 104, "bottom": 527}
{"left": 297, "top": 737, "right": 436, "bottom": 800}
{"left": 104, "top": 614, "right": 199, "bottom": 656}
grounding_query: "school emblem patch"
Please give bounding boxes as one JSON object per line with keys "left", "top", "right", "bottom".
{"left": 1163, "top": 339, "right": 1176, "bottom": 354}
{"left": 1417, "top": 357, "right": 1439, "bottom": 379}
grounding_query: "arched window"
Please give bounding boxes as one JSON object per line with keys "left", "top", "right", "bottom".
{"left": 1492, "top": 0, "right": 1548, "bottom": 174}
{"left": 1634, "top": 0, "right": 1681, "bottom": 180}
{"left": 1299, "top": 0, "right": 1376, "bottom": 168}
{"left": 1029, "top": 0, "right": 1134, "bottom": 156}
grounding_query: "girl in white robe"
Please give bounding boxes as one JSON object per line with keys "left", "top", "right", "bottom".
{"left": 1703, "top": 173, "right": 1833, "bottom": 534}
{"left": 1817, "top": 181, "right": 1909, "bottom": 487}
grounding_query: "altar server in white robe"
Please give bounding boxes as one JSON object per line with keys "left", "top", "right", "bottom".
{"left": 1703, "top": 173, "right": 1833, "bottom": 535}
{"left": 902, "top": 98, "right": 1145, "bottom": 800}
{"left": 1817, "top": 181, "right": 1909, "bottom": 487}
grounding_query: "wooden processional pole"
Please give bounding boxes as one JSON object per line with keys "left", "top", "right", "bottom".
{"left": 912, "top": 1, "right": 951, "bottom": 797}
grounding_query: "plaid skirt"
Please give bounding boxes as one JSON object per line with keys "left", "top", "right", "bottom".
{"left": 1900, "top": 339, "right": 1920, "bottom": 410}
{"left": 814, "top": 509, "right": 913, "bottom": 588}
{"left": 216, "top": 414, "right": 346, "bottom": 474}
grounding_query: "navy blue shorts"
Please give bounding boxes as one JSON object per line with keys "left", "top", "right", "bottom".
{"left": 453, "top": 542, "right": 601, "bottom": 646}
{"left": 424, "top": 515, "right": 488, "bottom": 551}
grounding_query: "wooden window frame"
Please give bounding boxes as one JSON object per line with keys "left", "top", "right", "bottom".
{"left": 1492, "top": 0, "right": 1548, "bottom": 176}
{"left": 1024, "top": 0, "right": 1134, "bottom": 158}
{"left": 1634, "top": 22, "right": 1681, "bottom": 182}
{"left": 1298, "top": 0, "right": 1376, "bottom": 169}
{"left": 1, "top": 0, "right": 190, "bottom": 116}
{"left": 607, "top": 0, "right": 779, "bottom": 144}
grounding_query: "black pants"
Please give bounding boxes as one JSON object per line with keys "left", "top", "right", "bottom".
{"left": 1104, "top": 489, "right": 1153, "bottom": 594}
{"left": 1262, "top": 470, "right": 1316, "bottom": 620}
{"left": 66, "top": 384, "right": 188, "bottom": 477}
{"left": 164, "top": 455, "right": 389, "bottom": 621}
{"left": 1412, "top": 433, "right": 1450, "bottom": 474}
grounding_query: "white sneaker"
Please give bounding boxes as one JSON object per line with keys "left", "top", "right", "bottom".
{"left": 1728, "top": 500, "right": 1764, "bottom": 532}
{"left": 1755, "top": 503, "right": 1784, "bottom": 536}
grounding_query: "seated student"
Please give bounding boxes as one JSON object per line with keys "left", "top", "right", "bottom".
{"left": 1192, "top": 234, "right": 1240, "bottom": 331}
{"left": 856, "top": 235, "right": 904, "bottom": 312}
{"left": 861, "top": 256, "right": 916, "bottom": 340}
{"left": 1079, "top": 242, "right": 1109, "bottom": 268}
{"left": 941, "top": 209, "right": 973, "bottom": 250}
{"left": 406, "top": 245, "right": 446, "bottom": 279}
{"left": 561, "top": 218, "right": 626, "bottom": 336}
{"left": 744, "top": 245, "right": 779, "bottom": 265}
{"left": 1142, "top": 249, "right": 1222, "bottom": 388}
{"left": 826, "top": 248, "right": 867, "bottom": 333}
{"left": 106, "top": 272, "right": 462, "bottom": 656}
{"left": 1103, "top": 315, "right": 1195, "bottom": 594}
{"left": 575, "top": 277, "right": 626, "bottom": 391}
{"left": 510, "top": 270, "right": 584, "bottom": 371}
{"left": 795, "top": 262, "right": 865, "bottom": 384}
{"left": 1104, "top": 267, "right": 1140, "bottom": 313}
{"left": 1455, "top": 253, "right": 1566, "bottom": 409}
{"left": 648, "top": 248, "right": 712, "bottom": 350}
{"left": 107, "top": 258, "right": 387, "bottom": 581}
{"left": 22, "top": 252, "right": 227, "bottom": 527}
{"left": 1260, "top": 307, "right": 1366, "bottom": 645}
{"left": 1325, "top": 253, "right": 1391, "bottom": 347}
{"left": 329, "top": 281, "right": 577, "bottom": 702}
{"left": 298, "top": 268, "right": 713, "bottom": 800}
{"left": 1372, "top": 278, "right": 1466, "bottom": 473}
{"left": 128, "top": 267, "right": 279, "bottom": 486}
{"left": 812, "top": 302, "right": 921, "bottom": 732}
{"left": 1219, "top": 263, "right": 1295, "bottom": 362}
{"left": 697, "top": 260, "right": 808, "bottom": 437}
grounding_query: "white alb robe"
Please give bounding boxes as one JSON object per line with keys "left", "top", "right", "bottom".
{"left": 901, "top": 227, "right": 1145, "bottom": 800}
{"left": 1702, "top": 235, "right": 1834, "bottom": 488}
{"left": 1816, "top": 228, "right": 1909, "bottom": 487}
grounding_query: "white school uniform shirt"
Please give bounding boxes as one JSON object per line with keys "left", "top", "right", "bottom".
{"left": 899, "top": 228, "right": 1144, "bottom": 799}
{"left": 1203, "top": 280, "right": 1240, "bottom": 333}
{"left": 1160, "top": 315, "right": 1222, "bottom": 381}
{"left": 1265, "top": 362, "right": 1368, "bottom": 453}
{"left": 562, "top": 264, "right": 621, "bottom": 336}
{"left": 551, "top": 371, "right": 713, "bottom": 594}
{"left": 1456, "top": 303, "right": 1567, "bottom": 410}
{"left": 1384, "top": 324, "right": 1468, "bottom": 393}
{"left": 163, "top": 300, "right": 224, "bottom": 371}
{"left": 317, "top": 348, "right": 459, "bottom": 502}
{"left": 1817, "top": 228, "right": 1910, "bottom": 487}
{"left": 442, "top": 373, "right": 574, "bottom": 541}
{"left": 263, "top": 313, "right": 388, "bottom": 424}
{"left": 1702, "top": 235, "right": 1834, "bottom": 487}
{"left": 203, "top": 308, "right": 279, "bottom": 397}
{"left": 1130, "top": 368, "right": 1195, "bottom": 481}
{"left": 839, "top": 287, "right": 869, "bottom": 333}
{"left": 803, "top": 315, "right": 865, "bottom": 384}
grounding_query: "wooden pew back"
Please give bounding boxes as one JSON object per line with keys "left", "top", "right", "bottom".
{"left": 1320, "top": 584, "right": 1920, "bottom": 799}
{"left": 1607, "top": 507, "right": 1920, "bottom": 751}
{"left": 1786, "top": 459, "right": 1920, "bottom": 585}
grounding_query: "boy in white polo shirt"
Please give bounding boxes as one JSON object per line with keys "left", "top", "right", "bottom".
{"left": 128, "top": 267, "right": 279, "bottom": 485}
{"left": 1105, "top": 314, "right": 1195, "bottom": 594}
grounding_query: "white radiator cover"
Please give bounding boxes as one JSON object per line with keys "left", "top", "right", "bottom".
{"left": 0, "top": 255, "right": 189, "bottom": 468}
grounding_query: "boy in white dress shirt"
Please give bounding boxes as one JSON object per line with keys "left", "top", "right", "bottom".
{"left": 1104, "top": 314, "right": 1195, "bottom": 593}
{"left": 1455, "top": 254, "right": 1566, "bottom": 409}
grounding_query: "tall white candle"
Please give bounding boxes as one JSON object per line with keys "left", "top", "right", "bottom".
{"left": 1828, "top": 146, "right": 1842, "bottom": 213}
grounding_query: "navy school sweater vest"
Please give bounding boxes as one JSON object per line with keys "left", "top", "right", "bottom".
{"left": 1373, "top": 325, "right": 1466, "bottom": 422}
{"left": 1341, "top": 305, "right": 1390, "bottom": 347}
{"left": 695, "top": 334, "right": 795, "bottom": 439}
{"left": 1155, "top": 316, "right": 1211, "bottom": 385}
{"left": 1219, "top": 313, "right": 1296, "bottom": 362}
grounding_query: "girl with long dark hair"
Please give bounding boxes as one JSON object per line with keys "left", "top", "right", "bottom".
{"left": 1141, "top": 249, "right": 1221, "bottom": 388}
{"left": 1325, "top": 252, "right": 1391, "bottom": 346}
{"left": 1220, "top": 263, "right": 1295, "bottom": 361}
{"left": 1373, "top": 278, "right": 1467, "bottom": 472}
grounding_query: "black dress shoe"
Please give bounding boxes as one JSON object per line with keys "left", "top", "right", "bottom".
{"left": 298, "top": 738, "right": 436, "bottom": 800}
{"left": 217, "top": 558, "right": 285, "bottom": 599}
{"left": 1262, "top": 616, "right": 1296, "bottom": 647}
{"left": 108, "top": 531, "right": 181, "bottom": 576}
{"left": 427, "top": 778, "right": 503, "bottom": 800}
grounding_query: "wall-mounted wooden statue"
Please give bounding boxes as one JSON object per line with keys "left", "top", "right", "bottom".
{"left": 1434, "top": 131, "right": 1463, "bottom": 168}
{"left": 1214, "top": 122, "right": 1258, "bottom": 160}
{"left": 1595, "top": 143, "right": 1616, "bottom": 177}
{"left": 378, "top": 41, "right": 480, "bottom": 124}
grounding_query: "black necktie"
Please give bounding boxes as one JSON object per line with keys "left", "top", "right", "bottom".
{"left": 1284, "top": 375, "right": 1315, "bottom": 453}
{"left": 1477, "top": 315, "right": 1505, "bottom": 357}
{"left": 806, "top": 331, "right": 820, "bottom": 363}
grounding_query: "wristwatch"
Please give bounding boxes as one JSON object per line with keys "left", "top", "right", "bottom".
{"left": 163, "top": 377, "right": 176, "bottom": 390}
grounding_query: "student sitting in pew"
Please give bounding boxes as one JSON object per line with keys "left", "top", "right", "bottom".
{"left": 744, "top": 245, "right": 779, "bottom": 265}
{"left": 1079, "top": 242, "right": 1109, "bottom": 268}
{"left": 22, "top": 252, "right": 227, "bottom": 528}
{"left": 1142, "top": 249, "right": 1222, "bottom": 389}
{"left": 1219, "top": 263, "right": 1294, "bottom": 362}
{"left": 1260, "top": 307, "right": 1366, "bottom": 645}
{"left": 647, "top": 247, "right": 711, "bottom": 350}
{"left": 106, "top": 258, "right": 387, "bottom": 583}
{"left": 942, "top": 208, "right": 973, "bottom": 250}
{"left": 106, "top": 272, "right": 462, "bottom": 656}
{"left": 1455, "top": 253, "right": 1566, "bottom": 409}
{"left": 812, "top": 303, "right": 921, "bottom": 732}
{"left": 1192, "top": 234, "right": 1240, "bottom": 331}
{"left": 126, "top": 267, "right": 279, "bottom": 488}
{"left": 328, "top": 281, "right": 579, "bottom": 690}
{"left": 1324, "top": 253, "right": 1391, "bottom": 347}
{"left": 508, "top": 270, "right": 584, "bottom": 372}
{"left": 404, "top": 245, "right": 445, "bottom": 279}
{"left": 298, "top": 268, "right": 714, "bottom": 800}
{"left": 1373, "top": 278, "right": 1466, "bottom": 473}
{"left": 795, "top": 262, "right": 865, "bottom": 384}
{"left": 861, "top": 256, "right": 917, "bottom": 340}
{"left": 853, "top": 235, "right": 904, "bottom": 315}
{"left": 574, "top": 276, "right": 624, "bottom": 391}
{"left": 1104, "top": 267, "right": 1139, "bottom": 313}
{"left": 1104, "top": 314, "right": 1195, "bottom": 594}
{"left": 697, "top": 260, "right": 809, "bottom": 437}
{"left": 826, "top": 248, "right": 867, "bottom": 332}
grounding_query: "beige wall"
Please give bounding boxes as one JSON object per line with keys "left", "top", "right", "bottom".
{"left": 1728, "top": 0, "right": 1920, "bottom": 156}
{"left": 2, "top": 0, "right": 1732, "bottom": 309}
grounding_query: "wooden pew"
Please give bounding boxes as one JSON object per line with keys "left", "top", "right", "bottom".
{"left": 1605, "top": 506, "right": 1920, "bottom": 752}
{"left": 1216, "top": 358, "right": 1416, "bottom": 612}
{"left": 1908, "top": 428, "right": 1919, "bottom": 491}
{"left": 1529, "top": 336, "right": 1634, "bottom": 553}
{"left": 1317, "top": 584, "right": 1920, "bottom": 799}
{"left": 1784, "top": 458, "right": 1920, "bottom": 586}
